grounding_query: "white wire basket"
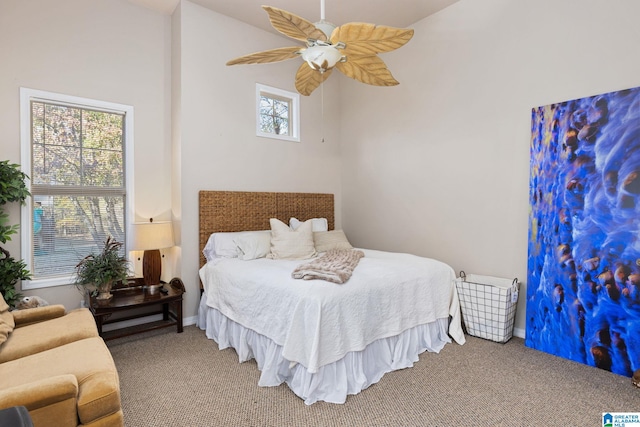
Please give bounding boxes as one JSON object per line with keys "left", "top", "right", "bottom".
{"left": 455, "top": 271, "right": 520, "bottom": 343}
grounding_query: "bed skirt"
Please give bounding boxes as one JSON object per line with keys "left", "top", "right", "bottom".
{"left": 197, "top": 295, "right": 453, "bottom": 405}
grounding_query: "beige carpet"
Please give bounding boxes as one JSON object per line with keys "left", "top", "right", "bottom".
{"left": 107, "top": 326, "right": 639, "bottom": 426}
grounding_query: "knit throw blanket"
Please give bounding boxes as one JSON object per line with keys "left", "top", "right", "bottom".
{"left": 292, "top": 249, "right": 365, "bottom": 284}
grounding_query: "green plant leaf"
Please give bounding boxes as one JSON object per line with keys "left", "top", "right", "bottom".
{"left": 74, "top": 236, "right": 129, "bottom": 290}
{"left": 0, "top": 160, "right": 31, "bottom": 306}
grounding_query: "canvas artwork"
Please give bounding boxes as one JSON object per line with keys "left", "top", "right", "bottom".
{"left": 527, "top": 86, "right": 640, "bottom": 376}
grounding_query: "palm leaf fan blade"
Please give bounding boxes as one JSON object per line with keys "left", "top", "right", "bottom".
{"left": 295, "top": 63, "right": 332, "bottom": 96}
{"left": 336, "top": 55, "right": 399, "bottom": 86}
{"left": 263, "top": 6, "right": 327, "bottom": 42}
{"left": 331, "top": 23, "right": 414, "bottom": 56}
{"left": 226, "top": 46, "right": 303, "bottom": 65}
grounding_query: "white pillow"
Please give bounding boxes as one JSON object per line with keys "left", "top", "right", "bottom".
{"left": 313, "top": 230, "right": 353, "bottom": 253}
{"left": 235, "top": 231, "right": 271, "bottom": 260}
{"left": 203, "top": 231, "right": 269, "bottom": 262}
{"left": 268, "top": 218, "right": 317, "bottom": 260}
{"left": 203, "top": 232, "right": 238, "bottom": 261}
{"left": 289, "top": 217, "right": 328, "bottom": 232}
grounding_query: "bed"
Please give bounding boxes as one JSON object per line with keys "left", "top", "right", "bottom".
{"left": 197, "top": 190, "right": 465, "bottom": 405}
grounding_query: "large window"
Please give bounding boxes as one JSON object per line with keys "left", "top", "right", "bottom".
{"left": 256, "top": 83, "right": 300, "bottom": 142}
{"left": 20, "top": 88, "right": 134, "bottom": 289}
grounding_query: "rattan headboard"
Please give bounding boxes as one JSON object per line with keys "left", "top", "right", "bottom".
{"left": 199, "top": 191, "right": 335, "bottom": 267}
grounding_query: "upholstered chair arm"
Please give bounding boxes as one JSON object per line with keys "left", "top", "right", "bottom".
{"left": 0, "top": 375, "right": 78, "bottom": 424}
{"left": 12, "top": 305, "right": 66, "bottom": 327}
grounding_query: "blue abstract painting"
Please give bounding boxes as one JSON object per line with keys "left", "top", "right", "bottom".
{"left": 527, "top": 86, "right": 640, "bottom": 376}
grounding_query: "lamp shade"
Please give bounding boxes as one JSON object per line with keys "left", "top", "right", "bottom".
{"left": 130, "top": 221, "right": 174, "bottom": 251}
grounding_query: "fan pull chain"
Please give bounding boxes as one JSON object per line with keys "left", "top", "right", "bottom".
{"left": 320, "top": 0, "right": 326, "bottom": 143}
{"left": 321, "top": 73, "right": 325, "bottom": 143}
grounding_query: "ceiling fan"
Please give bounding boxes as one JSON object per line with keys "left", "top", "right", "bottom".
{"left": 226, "top": 1, "right": 415, "bottom": 96}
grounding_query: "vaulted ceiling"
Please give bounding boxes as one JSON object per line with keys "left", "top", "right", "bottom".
{"left": 126, "top": 0, "right": 459, "bottom": 35}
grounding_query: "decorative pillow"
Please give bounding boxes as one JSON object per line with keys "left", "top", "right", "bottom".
{"left": 0, "top": 293, "right": 14, "bottom": 345}
{"left": 235, "top": 231, "right": 271, "bottom": 260}
{"left": 268, "top": 218, "right": 317, "bottom": 260}
{"left": 0, "top": 317, "right": 12, "bottom": 346}
{"left": 0, "top": 292, "right": 10, "bottom": 313}
{"left": 313, "top": 230, "right": 353, "bottom": 252}
{"left": 289, "top": 217, "right": 328, "bottom": 232}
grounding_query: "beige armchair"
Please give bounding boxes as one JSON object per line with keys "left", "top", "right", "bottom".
{"left": 0, "top": 302, "right": 98, "bottom": 363}
{"left": 0, "top": 293, "right": 123, "bottom": 426}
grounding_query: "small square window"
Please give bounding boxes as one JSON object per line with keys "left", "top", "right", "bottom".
{"left": 256, "top": 84, "right": 300, "bottom": 142}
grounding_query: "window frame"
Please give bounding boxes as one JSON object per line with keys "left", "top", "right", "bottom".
{"left": 19, "top": 88, "right": 135, "bottom": 290}
{"left": 256, "top": 83, "right": 300, "bottom": 142}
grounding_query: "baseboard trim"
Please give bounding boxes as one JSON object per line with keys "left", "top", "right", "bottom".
{"left": 513, "top": 327, "right": 525, "bottom": 339}
{"left": 102, "top": 314, "right": 198, "bottom": 332}
{"left": 183, "top": 315, "right": 197, "bottom": 326}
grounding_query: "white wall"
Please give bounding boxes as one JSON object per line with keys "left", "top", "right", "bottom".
{"left": 0, "top": 0, "right": 172, "bottom": 309}
{"left": 339, "top": 0, "right": 640, "bottom": 333}
{"left": 4, "top": 0, "right": 638, "bottom": 335}
{"left": 175, "top": 1, "right": 343, "bottom": 319}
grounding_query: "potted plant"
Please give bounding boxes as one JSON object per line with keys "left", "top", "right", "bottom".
{"left": 74, "top": 236, "right": 129, "bottom": 302}
{"left": 0, "top": 160, "right": 31, "bottom": 308}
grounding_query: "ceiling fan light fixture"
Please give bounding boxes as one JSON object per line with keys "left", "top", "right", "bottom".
{"left": 225, "top": 3, "right": 414, "bottom": 95}
{"left": 301, "top": 44, "right": 344, "bottom": 72}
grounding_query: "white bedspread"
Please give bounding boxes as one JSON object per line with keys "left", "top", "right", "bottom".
{"left": 199, "top": 249, "right": 465, "bottom": 374}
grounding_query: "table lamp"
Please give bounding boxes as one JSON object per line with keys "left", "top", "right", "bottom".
{"left": 130, "top": 219, "right": 174, "bottom": 292}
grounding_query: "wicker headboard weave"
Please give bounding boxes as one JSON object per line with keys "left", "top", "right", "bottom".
{"left": 198, "top": 191, "right": 335, "bottom": 267}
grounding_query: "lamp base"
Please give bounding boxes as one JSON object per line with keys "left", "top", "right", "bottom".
{"left": 142, "top": 249, "right": 162, "bottom": 291}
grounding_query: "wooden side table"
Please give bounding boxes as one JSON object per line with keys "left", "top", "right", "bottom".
{"left": 87, "top": 277, "right": 185, "bottom": 341}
